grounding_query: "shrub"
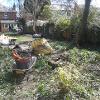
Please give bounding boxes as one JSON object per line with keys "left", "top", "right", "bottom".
{"left": 87, "top": 7, "right": 100, "bottom": 44}
{"left": 55, "top": 65, "right": 81, "bottom": 91}
{"left": 35, "top": 56, "right": 50, "bottom": 70}
{"left": 55, "top": 17, "right": 70, "bottom": 30}
{"left": 70, "top": 14, "right": 81, "bottom": 34}
{"left": 40, "top": 5, "right": 52, "bottom": 20}
{"left": 54, "top": 17, "right": 71, "bottom": 40}
{"left": 0, "top": 47, "right": 15, "bottom": 96}
{"left": 88, "top": 26, "right": 100, "bottom": 44}
{"left": 37, "top": 81, "right": 50, "bottom": 96}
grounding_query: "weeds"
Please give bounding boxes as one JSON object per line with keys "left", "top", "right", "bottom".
{"left": 0, "top": 40, "right": 100, "bottom": 99}
{"left": 37, "top": 81, "right": 50, "bottom": 96}
{"left": 0, "top": 47, "right": 15, "bottom": 96}
{"left": 68, "top": 47, "right": 100, "bottom": 66}
{"left": 35, "top": 55, "right": 51, "bottom": 70}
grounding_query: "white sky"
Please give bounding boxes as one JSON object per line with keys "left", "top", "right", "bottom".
{"left": 77, "top": 0, "right": 100, "bottom": 7}
{"left": 0, "top": 0, "right": 100, "bottom": 7}
{"left": 0, "top": 0, "right": 7, "bottom": 6}
{"left": 0, "top": 0, "right": 14, "bottom": 7}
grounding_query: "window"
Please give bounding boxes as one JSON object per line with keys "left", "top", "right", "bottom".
{"left": 4, "top": 24, "right": 8, "bottom": 28}
{"left": 3, "top": 13, "right": 8, "bottom": 19}
{"left": 5, "top": 24, "right": 8, "bottom": 28}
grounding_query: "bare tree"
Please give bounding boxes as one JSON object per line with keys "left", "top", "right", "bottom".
{"left": 24, "top": 0, "right": 50, "bottom": 33}
{"left": 8, "top": 0, "right": 24, "bottom": 17}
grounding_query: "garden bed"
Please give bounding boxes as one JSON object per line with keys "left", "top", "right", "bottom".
{"left": 0, "top": 40, "right": 100, "bottom": 100}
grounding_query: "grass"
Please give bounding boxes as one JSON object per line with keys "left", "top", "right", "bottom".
{"left": 15, "top": 35, "right": 33, "bottom": 43}
{"left": 0, "top": 32, "right": 33, "bottom": 43}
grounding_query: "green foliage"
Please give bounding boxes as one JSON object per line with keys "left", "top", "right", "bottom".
{"left": 24, "top": 0, "right": 51, "bottom": 17}
{"left": 56, "top": 17, "right": 71, "bottom": 30}
{"left": 40, "top": 5, "right": 52, "bottom": 20}
{"left": 0, "top": 47, "right": 15, "bottom": 96}
{"left": 50, "top": 40, "right": 74, "bottom": 50}
{"left": 38, "top": 82, "right": 45, "bottom": 94}
{"left": 87, "top": 7, "right": 100, "bottom": 43}
{"left": 70, "top": 14, "right": 81, "bottom": 34}
{"left": 88, "top": 7, "right": 97, "bottom": 23}
{"left": 57, "top": 67, "right": 74, "bottom": 89}
{"left": 37, "top": 81, "right": 49, "bottom": 96}
{"left": 54, "top": 17, "right": 71, "bottom": 39}
{"left": 35, "top": 56, "right": 50, "bottom": 70}
{"left": 0, "top": 39, "right": 99, "bottom": 99}
{"left": 68, "top": 47, "right": 100, "bottom": 66}
{"left": 50, "top": 40, "right": 100, "bottom": 66}
{"left": 73, "top": 84, "right": 89, "bottom": 98}
{"left": 55, "top": 66, "right": 90, "bottom": 99}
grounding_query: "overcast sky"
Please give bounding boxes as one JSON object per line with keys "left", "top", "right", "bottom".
{"left": 0, "top": 0, "right": 15, "bottom": 7}
{"left": 77, "top": 0, "right": 100, "bottom": 7}
{"left": 0, "top": 0, "right": 100, "bottom": 7}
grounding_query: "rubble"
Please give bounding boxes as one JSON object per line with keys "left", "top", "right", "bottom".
{"left": 0, "top": 34, "right": 17, "bottom": 45}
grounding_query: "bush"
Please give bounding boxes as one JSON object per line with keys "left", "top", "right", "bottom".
{"left": 40, "top": 5, "right": 52, "bottom": 20}
{"left": 54, "top": 17, "right": 71, "bottom": 40}
{"left": 70, "top": 14, "right": 81, "bottom": 34}
{"left": 88, "top": 25, "right": 100, "bottom": 44}
{"left": 56, "top": 17, "right": 70, "bottom": 30}
{"left": 87, "top": 7, "right": 100, "bottom": 44}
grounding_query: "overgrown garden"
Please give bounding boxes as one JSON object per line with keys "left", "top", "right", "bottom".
{"left": 0, "top": 0, "right": 100, "bottom": 100}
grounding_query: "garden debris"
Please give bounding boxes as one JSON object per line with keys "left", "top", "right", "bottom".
{"left": 32, "top": 38, "right": 53, "bottom": 55}
{"left": 48, "top": 50, "right": 69, "bottom": 69}
{"left": 0, "top": 34, "right": 17, "bottom": 45}
{"left": 48, "top": 60, "right": 60, "bottom": 70}
{"left": 0, "top": 40, "right": 100, "bottom": 99}
{"left": 32, "top": 34, "right": 41, "bottom": 38}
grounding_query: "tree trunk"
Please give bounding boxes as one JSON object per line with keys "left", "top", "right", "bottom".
{"left": 79, "top": 0, "right": 91, "bottom": 44}
{"left": 32, "top": 15, "right": 37, "bottom": 34}
{"left": 32, "top": 0, "right": 38, "bottom": 34}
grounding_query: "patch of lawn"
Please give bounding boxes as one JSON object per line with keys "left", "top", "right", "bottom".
{"left": 0, "top": 32, "right": 33, "bottom": 43}
{"left": 15, "top": 35, "right": 33, "bottom": 43}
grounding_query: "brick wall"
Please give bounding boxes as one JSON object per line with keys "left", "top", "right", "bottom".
{"left": 0, "top": 12, "right": 16, "bottom": 20}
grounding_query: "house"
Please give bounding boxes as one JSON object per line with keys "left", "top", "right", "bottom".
{"left": 0, "top": 4, "right": 17, "bottom": 32}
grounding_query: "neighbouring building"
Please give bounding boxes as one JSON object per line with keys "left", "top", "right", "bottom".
{"left": 0, "top": 4, "right": 17, "bottom": 32}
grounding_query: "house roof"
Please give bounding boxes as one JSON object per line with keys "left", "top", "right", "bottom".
{"left": 0, "top": 4, "right": 16, "bottom": 12}
{"left": 0, "top": 20, "right": 16, "bottom": 23}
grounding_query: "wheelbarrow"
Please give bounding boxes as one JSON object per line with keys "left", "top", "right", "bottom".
{"left": 12, "top": 49, "right": 37, "bottom": 75}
